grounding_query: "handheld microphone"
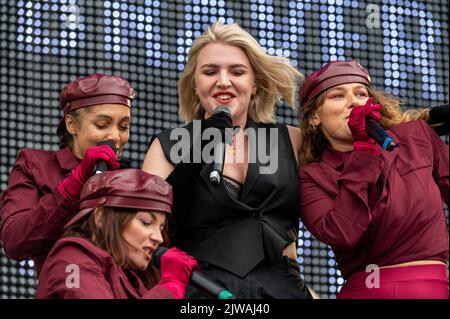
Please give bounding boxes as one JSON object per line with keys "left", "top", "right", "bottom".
{"left": 366, "top": 117, "right": 396, "bottom": 151}
{"left": 152, "top": 247, "right": 236, "bottom": 299}
{"left": 93, "top": 140, "right": 117, "bottom": 175}
{"left": 209, "top": 106, "right": 232, "bottom": 186}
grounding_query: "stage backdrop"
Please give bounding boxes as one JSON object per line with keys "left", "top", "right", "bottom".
{"left": 0, "top": 0, "right": 448, "bottom": 299}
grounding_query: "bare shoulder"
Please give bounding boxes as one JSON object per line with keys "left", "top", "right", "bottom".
{"left": 141, "top": 137, "right": 174, "bottom": 180}
{"left": 286, "top": 125, "right": 302, "bottom": 164}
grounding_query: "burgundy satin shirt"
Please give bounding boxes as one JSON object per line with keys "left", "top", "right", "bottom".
{"left": 36, "top": 237, "right": 174, "bottom": 299}
{"left": 0, "top": 147, "right": 79, "bottom": 275}
{"left": 300, "top": 120, "right": 449, "bottom": 278}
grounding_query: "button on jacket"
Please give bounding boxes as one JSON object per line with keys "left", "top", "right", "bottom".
{"left": 0, "top": 147, "right": 79, "bottom": 275}
{"left": 36, "top": 237, "right": 173, "bottom": 299}
{"left": 300, "top": 120, "right": 449, "bottom": 278}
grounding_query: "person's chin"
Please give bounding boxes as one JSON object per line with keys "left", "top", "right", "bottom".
{"left": 136, "top": 263, "right": 150, "bottom": 272}
{"left": 130, "top": 258, "right": 150, "bottom": 272}
{"left": 141, "top": 258, "right": 151, "bottom": 270}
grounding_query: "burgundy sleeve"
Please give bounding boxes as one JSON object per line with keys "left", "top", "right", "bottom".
{"left": 0, "top": 151, "right": 78, "bottom": 260}
{"left": 143, "top": 285, "right": 176, "bottom": 299}
{"left": 42, "top": 245, "right": 116, "bottom": 299}
{"left": 41, "top": 242, "right": 176, "bottom": 299}
{"left": 300, "top": 152, "right": 383, "bottom": 249}
{"left": 421, "top": 120, "right": 449, "bottom": 205}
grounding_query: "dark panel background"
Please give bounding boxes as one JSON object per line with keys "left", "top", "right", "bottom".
{"left": 0, "top": 0, "right": 448, "bottom": 299}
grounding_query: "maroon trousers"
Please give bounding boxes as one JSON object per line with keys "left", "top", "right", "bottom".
{"left": 337, "top": 264, "right": 448, "bottom": 299}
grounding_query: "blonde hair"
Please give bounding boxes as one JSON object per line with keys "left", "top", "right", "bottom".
{"left": 299, "top": 87, "right": 430, "bottom": 165}
{"left": 178, "top": 22, "right": 303, "bottom": 123}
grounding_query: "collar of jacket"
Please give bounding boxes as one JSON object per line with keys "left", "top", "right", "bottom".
{"left": 55, "top": 146, "right": 80, "bottom": 173}
{"left": 321, "top": 146, "right": 352, "bottom": 170}
{"left": 321, "top": 127, "right": 399, "bottom": 170}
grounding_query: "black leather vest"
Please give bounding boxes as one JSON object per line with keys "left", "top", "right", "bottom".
{"left": 157, "top": 119, "right": 300, "bottom": 277}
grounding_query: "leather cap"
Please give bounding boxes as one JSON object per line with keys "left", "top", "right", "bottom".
{"left": 299, "top": 60, "right": 371, "bottom": 108}
{"left": 65, "top": 169, "right": 172, "bottom": 228}
{"left": 57, "top": 73, "right": 135, "bottom": 135}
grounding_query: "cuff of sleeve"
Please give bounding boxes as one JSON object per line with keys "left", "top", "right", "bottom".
{"left": 143, "top": 284, "right": 177, "bottom": 299}
{"left": 53, "top": 185, "right": 80, "bottom": 220}
{"left": 157, "top": 280, "right": 185, "bottom": 299}
{"left": 353, "top": 140, "right": 380, "bottom": 155}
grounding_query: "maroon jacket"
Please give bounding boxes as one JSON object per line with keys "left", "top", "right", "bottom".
{"left": 0, "top": 147, "right": 79, "bottom": 275}
{"left": 300, "top": 120, "right": 449, "bottom": 278}
{"left": 36, "top": 237, "right": 174, "bottom": 299}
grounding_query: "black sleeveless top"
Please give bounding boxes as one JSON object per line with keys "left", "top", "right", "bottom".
{"left": 156, "top": 119, "right": 300, "bottom": 277}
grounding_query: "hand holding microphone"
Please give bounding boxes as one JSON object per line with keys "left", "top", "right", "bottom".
{"left": 348, "top": 98, "right": 395, "bottom": 155}
{"left": 153, "top": 246, "right": 236, "bottom": 299}
{"left": 175, "top": 106, "right": 233, "bottom": 181}
{"left": 92, "top": 140, "right": 119, "bottom": 175}
{"left": 365, "top": 117, "right": 396, "bottom": 151}
{"left": 208, "top": 106, "right": 233, "bottom": 185}
{"left": 57, "top": 140, "right": 119, "bottom": 202}
{"left": 153, "top": 247, "right": 199, "bottom": 299}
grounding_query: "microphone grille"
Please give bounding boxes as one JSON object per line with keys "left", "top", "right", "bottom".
{"left": 97, "top": 139, "right": 116, "bottom": 150}
{"left": 213, "top": 105, "right": 231, "bottom": 116}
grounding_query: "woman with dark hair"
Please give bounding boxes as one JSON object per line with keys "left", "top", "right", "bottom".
{"left": 36, "top": 169, "right": 198, "bottom": 299}
{"left": 1, "top": 74, "right": 134, "bottom": 276}
{"left": 298, "top": 60, "right": 448, "bottom": 299}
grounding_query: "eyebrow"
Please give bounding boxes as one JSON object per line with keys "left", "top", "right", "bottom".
{"left": 93, "top": 114, "right": 131, "bottom": 122}
{"left": 329, "top": 85, "right": 367, "bottom": 92}
{"left": 200, "top": 64, "right": 249, "bottom": 69}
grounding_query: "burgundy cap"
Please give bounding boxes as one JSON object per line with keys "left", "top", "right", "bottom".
{"left": 65, "top": 169, "right": 172, "bottom": 228}
{"left": 299, "top": 60, "right": 371, "bottom": 108}
{"left": 57, "top": 73, "right": 135, "bottom": 134}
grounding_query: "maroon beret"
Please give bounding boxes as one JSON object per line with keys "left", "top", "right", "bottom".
{"left": 57, "top": 73, "right": 135, "bottom": 134}
{"left": 65, "top": 169, "right": 172, "bottom": 228}
{"left": 299, "top": 60, "right": 371, "bottom": 108}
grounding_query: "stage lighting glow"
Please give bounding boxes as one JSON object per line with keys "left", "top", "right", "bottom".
{"left": 1, "top": 0, "right": 448, "bottom": 299}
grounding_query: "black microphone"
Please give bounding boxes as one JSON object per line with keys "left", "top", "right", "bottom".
{"left": 152, "top": 246, "right": 236, "bottom": 299}
{"left": 209, "top": 106, "right": 232, "bottom": 186}
{"left": 93, "top": 140, "right": 117, "bottom": 175}
{"left": 366, "top": 117, "right": 396, "bottom": 151}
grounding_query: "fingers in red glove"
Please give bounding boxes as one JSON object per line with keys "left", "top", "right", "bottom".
{"left": 349, "top": 98, "right": 382, "bottom": 141}
{"left": 366, "top": 99, "right": 382, "bottom": 122}
{"left": 158, "top": 247, "right": 199, "bottom": 299}
{"left": 58, "top": 144, "right": 119, "bottom": 202}
{"left": 76, "top": 145, "right": 120, "bottom": 182}
{"left": 348, "top": 98, "right": 382, "bottom": 155}
{"left": 353, "top": 140, "right": 380, "bottom": 156}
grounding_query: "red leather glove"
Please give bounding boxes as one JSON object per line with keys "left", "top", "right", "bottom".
{"left": 158, "top": 247, "right": 199, "bottom": 299}
{"left": 348, "top": 98, "right": 382, "bottom": 155}
{"left": 57, "top": 145, "right": 119, "bottom": 202}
